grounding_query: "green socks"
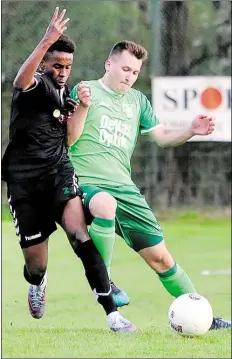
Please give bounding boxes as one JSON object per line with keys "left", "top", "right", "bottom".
{"left": 89, "top": 217, "right": 115, "bottom": 279}
{"left": 89, "top": 218, "right": 196, "bottom": 299}
{"left": 158, "top": 263, "right": 196, "bottom": 297}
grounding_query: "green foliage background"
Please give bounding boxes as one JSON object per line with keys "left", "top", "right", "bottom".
{"left": 1, "top": 1, "right": 231, "bottom": 208}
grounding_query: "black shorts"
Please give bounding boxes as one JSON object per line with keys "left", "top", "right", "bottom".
{"left": 7, "top": 163, "right": 82, "bottom": 248}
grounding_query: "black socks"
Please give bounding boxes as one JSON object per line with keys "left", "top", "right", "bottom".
{"left": 75, "top": 240, "right": 117, "bottom": 315}
{"left": 23, "top": 265, "right": 45, "bottom": 286}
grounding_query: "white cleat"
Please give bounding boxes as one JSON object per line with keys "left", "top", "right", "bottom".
{"left": 28, "top": 271, "right": 47, "bottom": 319}
{"left": 28, "top": 285, "right": 46, "bottom": 319}
{"left": 107, "top": 311, "right": 137, "bottom": 333}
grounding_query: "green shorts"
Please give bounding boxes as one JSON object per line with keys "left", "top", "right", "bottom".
{"left": 80, "top": 184, "right": 164, "bottom": 252}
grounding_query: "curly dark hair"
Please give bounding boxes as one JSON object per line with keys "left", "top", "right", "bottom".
{"left": 43, "top": 34, "right": 76, "bottom": 60}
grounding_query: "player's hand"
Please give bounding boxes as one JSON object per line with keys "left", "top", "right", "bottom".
{"left": 78, "top": 81, "right": 91, "bottom": 109}
{"left": 44, "top": 7, "right": 70, "bottom": 44}
{"left": 64, "top": 98, "right": 79, "bottom": 114}
{"left": 191, "top": 115, "right": 215, "bottom": 136}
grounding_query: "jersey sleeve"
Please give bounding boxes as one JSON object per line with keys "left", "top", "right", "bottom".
{"left": 139, "top": 92, "right": 161, "bottom": 134}
{"left": 20, "top": 72, "right": 45, "bottom": 93}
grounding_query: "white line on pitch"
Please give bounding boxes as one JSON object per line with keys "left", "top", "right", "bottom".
{"left": 200, "top": 269, "right": 231, "bottom": 276}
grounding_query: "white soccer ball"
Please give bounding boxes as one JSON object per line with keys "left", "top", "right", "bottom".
{"left": 168, "top": 293, "right": 213, "bottom": 336}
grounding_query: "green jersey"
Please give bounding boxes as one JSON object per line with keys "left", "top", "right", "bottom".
{"left": 69, "top": 79, "right": 160, "bottom": 186}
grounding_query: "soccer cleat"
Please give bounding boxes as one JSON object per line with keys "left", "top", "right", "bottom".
{"left": 107, "top": 311, "right": 137, "bottom": 333}
{"left": 110, "top": 280, "right": 130, "bottom": 307}
{"left": 28, "top": 285, "right": 46, "bottom": 319}
{"left": 28, "top": 272, "right": 47, "bottom": 319}
{"left": 209, "top": 317, "right": 232, "bottom": 330}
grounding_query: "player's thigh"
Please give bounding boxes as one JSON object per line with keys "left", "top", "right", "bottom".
{"left": 7, "top": 182, "right": 56, "bottom": 249}
{"left": 53, "top": 163, "right": 82, "bottom": 222}
{"left": 53, "top": 165, "right": 90, "bottom": 238}
{"left": 115, "top": 193, "right": 164, "bottom": 252}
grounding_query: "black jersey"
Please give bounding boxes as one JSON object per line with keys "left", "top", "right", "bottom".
{"left": 2, "top": 73, "right": 72, "bottom": 182}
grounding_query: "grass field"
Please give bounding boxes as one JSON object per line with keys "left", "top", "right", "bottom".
{"left": 2, "top": 214, "right": 231, "bottom": 358}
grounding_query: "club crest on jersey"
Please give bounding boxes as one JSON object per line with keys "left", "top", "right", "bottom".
{"left": 122, "top": 104, "right": 133, "bottom": 119}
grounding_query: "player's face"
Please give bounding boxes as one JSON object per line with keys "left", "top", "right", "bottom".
{"left": 105, "top": 50, "right": 142, "bottom": 94}
{"left": 42, "top": 51, "right": 73, "bottom": 88}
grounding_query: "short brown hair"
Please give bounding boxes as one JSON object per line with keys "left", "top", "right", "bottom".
{"left": 108, "top": 40, "right": 148, "bottom": 61}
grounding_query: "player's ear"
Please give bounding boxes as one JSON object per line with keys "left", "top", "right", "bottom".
{"left": 105, "top": 59, "right": 111, "bottom": 72}
{"left": 39, "top": 61, "right": 45, "bottom": 72}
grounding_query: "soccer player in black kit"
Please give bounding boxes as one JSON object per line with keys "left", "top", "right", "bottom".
{"left": 1, "top": 7, "right": 136, "bottom": 333}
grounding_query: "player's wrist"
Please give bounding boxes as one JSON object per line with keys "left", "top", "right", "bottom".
{"left": 40, "top": 36, "right": 56, "bottom": 48}
{"left": 79, "top": 101, "right": 91, "bottom": 109}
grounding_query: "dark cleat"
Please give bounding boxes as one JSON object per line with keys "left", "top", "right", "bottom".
{"left": 209, "top": 317, "right": 232, "bottom": 330}
{"left": 110, "top": 280, "right": 130, "bottom": 308}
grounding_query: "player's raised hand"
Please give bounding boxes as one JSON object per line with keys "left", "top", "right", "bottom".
{"left": 78, "top": 81, "right": 92, "bottom": 108}
{"left": 44, "top": 7, "right": 70, "bottom": 44}
{"left": 191, "top": 115, "right": 215, "bottom": 136}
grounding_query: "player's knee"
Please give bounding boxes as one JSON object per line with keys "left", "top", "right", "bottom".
{"left": 89, "top": 192, "right": 117, "bottom": 219}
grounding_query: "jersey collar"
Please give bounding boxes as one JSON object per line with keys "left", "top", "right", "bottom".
{"left": 98, "top": 79, "right": 124, "bottom": 98}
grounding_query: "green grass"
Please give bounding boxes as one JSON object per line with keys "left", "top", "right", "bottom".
{"left": 2, "top": 217, "right": 231, "bottom": 358}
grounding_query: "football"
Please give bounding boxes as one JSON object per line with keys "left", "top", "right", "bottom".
{"left": 168, "top": 293, "right": 213, "bottom": 336}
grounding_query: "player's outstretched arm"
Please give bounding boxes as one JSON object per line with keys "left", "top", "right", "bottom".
{"left": 150, "top": 115, "right": 215, "bottom": 148}
{"left": 67, "top": 82, "right": 91, "bottom": 147}
{"left": 13, "top": 7, "right": 70, "bottom": 90}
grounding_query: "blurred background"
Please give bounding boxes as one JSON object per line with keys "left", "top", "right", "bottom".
{"left": 1, "top": 0, "right": 231, "bottom": 211}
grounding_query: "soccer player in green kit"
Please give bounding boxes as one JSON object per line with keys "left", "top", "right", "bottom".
{"left": 68, "top": 40, "right": 231, "bottom": 329}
